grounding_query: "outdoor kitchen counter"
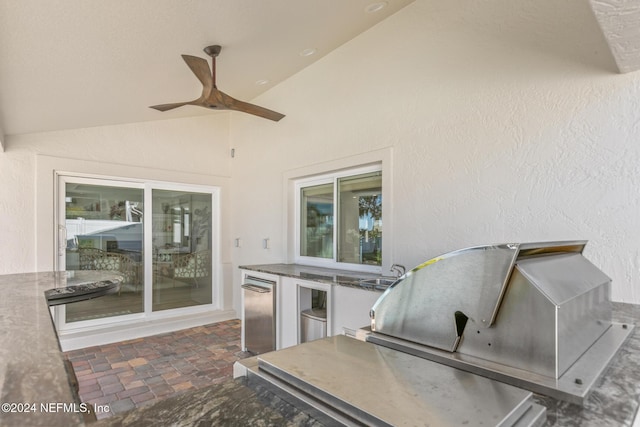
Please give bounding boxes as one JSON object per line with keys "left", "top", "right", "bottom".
{"left": 0, "top": 271, "right": 123, "bottom": 427}
{"left": 3, "top": 268, "right": 640, "bottom": 426}
{"left": 103, "top": 302, "right": 640, "bottom": 427}
{"left": 92, "top": 377, "right": 322, "bottom": 426}
{"left": 532, "top": 301, "right": 640, "bottom": 426}
{"left": 240, "top": 263, "right": 390, "bottom": 290}
{"left": 0, "top": 270, "right": 318, "bottom": 427}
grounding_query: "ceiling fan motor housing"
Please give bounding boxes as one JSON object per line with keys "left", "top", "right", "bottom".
{"left": 203, "top": 45, "right": 221, "bottom": 58}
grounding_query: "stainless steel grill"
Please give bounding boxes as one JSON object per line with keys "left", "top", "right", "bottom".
{"left": 367, "top": 240, "right": 632, "bottom": 404}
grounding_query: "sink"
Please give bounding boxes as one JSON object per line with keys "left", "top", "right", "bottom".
{"left": 359, "top": 277, "right": 397, "bottom": 290}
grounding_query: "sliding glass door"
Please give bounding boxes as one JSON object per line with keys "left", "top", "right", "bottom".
{"left": 57, "top": 175, "right": 218, "bottom": 330}
{"left": 63, "top": 181, "right": 144, "bottom": 322}
{"left": 151, "top": 189, "right": 212, "bottom": 311}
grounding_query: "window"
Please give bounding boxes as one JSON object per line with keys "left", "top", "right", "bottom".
{"left": 296, "top": 165, "right": 382, "bottom": 271}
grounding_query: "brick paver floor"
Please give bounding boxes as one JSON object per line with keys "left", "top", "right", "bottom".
{"left": 64, "top": 319, "right": 250, "bottom": 420}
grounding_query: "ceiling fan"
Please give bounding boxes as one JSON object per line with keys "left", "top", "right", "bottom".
{"left": 150, "top": 45, "right": 285, "bottom": 122}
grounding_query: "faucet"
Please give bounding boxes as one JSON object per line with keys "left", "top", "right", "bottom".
{"left": 390, "top": 264, "right": 406, "bottom": 278}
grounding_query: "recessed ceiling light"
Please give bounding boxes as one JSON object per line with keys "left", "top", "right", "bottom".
{"left": 299, "top": 48, "right": 317, "bottom": 57}
{"left": 365, "top": 1, "right": 388, "bottom": 13}
{"left": 255, "top": 79, "right": 269, "bottom": 86}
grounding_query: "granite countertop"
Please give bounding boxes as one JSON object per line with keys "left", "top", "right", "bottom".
{"left": 99, "top": 302, "right": 640, "bottom": 427}
{"left": 0, "top": 270, "right": 318, "bottom": 427}
{"left": 0, "top": 271, "right": 123, "bottom": 427}
{"left": 240, "top": 263, "right": 394, "bottom": 291}
{"left": 92, "top": 377, "right": 322, "bottom": 427}
{"left": 2, "top": 270, "right": 640, "bottom": 426}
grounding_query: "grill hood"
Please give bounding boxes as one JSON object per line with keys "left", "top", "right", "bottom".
{"left": 367, "top": 240, "right": 632, "bottom": 404}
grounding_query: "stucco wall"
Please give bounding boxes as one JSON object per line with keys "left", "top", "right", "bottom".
{"left": 230, "top": 0, "right": 640, "bottom": 306}
{"left": 0, "top": 149, "right": 34, "bottom": 272}
{"left": 1, "top": 0, "right": 639, "bottom": 313}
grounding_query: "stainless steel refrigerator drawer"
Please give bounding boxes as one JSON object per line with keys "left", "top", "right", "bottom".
{"left": 242, "top": 276, "right": 276, "bottom": 355}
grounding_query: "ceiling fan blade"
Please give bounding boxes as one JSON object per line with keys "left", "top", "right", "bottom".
{"left": 181, "top": 55, "right": 213, "bottom": 91}
{"left": 217, "top": 91, "right": 285, "bottom": 122}
{"left": 149, "top": 101, "right": 193, "bottom": 112}
{"left": 235, "top": 101, "right": 286, "bottom": 122}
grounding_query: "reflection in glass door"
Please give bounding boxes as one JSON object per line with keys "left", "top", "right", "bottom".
{"left": 152, "top": 190, "right": 212, "bottom": 311}
{"left": 300, "top": 183, "right": 334, "bottom": 259}
{"left": 64, "top": 182, "right": 144, "bottom": 323}
{"left": 58, "top": 175, "right": 218, "bottom": 332}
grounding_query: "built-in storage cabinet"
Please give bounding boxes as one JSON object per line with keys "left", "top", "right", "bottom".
{"left": 331, "top": 285, "right": 381, "bottom": 337}
{"left": 287, "top": 278, "right": 382, "bottom": 346}
{"left": 278, "top": 277, "right": 333, "bottom": 349}
{"left": 296, "top": 279, "right": 332, "bottom": 347}
{"left": 241, "top": 269, "right": 383, "bottom": 351}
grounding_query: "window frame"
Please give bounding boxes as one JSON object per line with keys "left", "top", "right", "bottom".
{"left": 294, "top": 164, "right": 383, "bottom": 273}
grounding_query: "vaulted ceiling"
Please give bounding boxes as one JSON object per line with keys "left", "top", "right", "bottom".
{"left": 0, "top": 0, "right": 414, "bottom": 138}
{"left": 590, "top": 0, "right": 640, "bottom": 74}
{"left": 0, "top": 0, "right": 638, "bottom": 149}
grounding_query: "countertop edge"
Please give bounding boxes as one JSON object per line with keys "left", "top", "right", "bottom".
{"left": 239, "top": 263, "right": 390, "bottom": 292}
{"left": 0, "top": 271, "right": 123, "bottom": 427}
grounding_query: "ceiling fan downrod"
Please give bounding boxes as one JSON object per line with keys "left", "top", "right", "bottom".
{"left": 203, "top": 45, "right": 221, "bottom": 88}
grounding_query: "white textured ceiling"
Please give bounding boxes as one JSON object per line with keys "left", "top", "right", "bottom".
{"left": 589, "top": 0, "right": 640, "bottom": 73}
{"left": 0, "top": 0, "right": 413, "bottom": 136}
{"left": 0, "top": 0, "right": 638, "bottom": 139}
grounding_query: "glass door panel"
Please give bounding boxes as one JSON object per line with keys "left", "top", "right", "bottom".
{"left": 64, "top": 183, "right": 144, "bottom": 322}
{"left": 337, "top": 171, "right": 382, "bottom": 265}
{"left": 300, "top": 183, "right": 334, "bottom": 259}
{"left": 152, "top": 189, "right": 212, "bottom": 311}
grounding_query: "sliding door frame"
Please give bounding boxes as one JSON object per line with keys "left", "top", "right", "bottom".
{"left": 54, "top": 171, "right": 221, "bottom": 333}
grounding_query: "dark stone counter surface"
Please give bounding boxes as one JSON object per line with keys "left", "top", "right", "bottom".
{"left": 2, "top": 269, "right": 640, "bottom": 426}
{"left": 93, "top": 378, "right": 322, "bottom": 427}
{"left": 0, "top": 271, "right": 123, "bottom": 427}
{"left": 98, "top": 302, "right": 640, "bottom": 427}
{"left": 240, "top": 263, "right": 392, "bottom": 291}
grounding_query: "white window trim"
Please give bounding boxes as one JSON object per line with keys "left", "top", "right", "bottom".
{"left": 294, "top": 164, "right": 382, "bottom": 272}
{"left": 285, "top": 148, "right": 393, "bottom": 274}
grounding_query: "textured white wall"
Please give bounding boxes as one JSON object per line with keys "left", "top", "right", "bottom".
{"left": 230, "top": 0, "right": 640, "bottom": 305}
{"left": 0, "top": 149, "right": 34, "bottom": 271}
{"left": 1, "top": 0, "right": 639, "bottom": 311}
